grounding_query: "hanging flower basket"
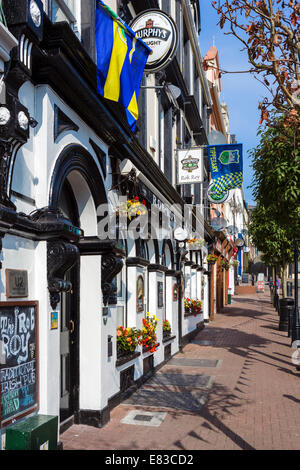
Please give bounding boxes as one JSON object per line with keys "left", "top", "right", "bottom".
{"left": 119, "top": 196, "right": 147, "bottom": 220}
{"left": 231, "top": 259, "right": 239, "bottom": 268}
{"left": 220, "top": 259, "right": 230, "bottom": 271}
{"left": 187, "top": 238, "right": 204, "bottom": 250}
{"left": 206, "top": 254, "right": 218, "bottom": 264}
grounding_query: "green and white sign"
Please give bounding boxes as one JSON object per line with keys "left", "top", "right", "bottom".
{"left": 177, "top": 148, "right": 203, "bottom": 185}
{"left": 207, "top": 181, "right": 229, "bottom": 203}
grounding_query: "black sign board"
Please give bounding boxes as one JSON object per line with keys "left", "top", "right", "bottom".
{"left": 158, "top": 281, "right": 164, "bottom": 308}
{"left": 0, "top": 301, "right": 39, "bottom": 426}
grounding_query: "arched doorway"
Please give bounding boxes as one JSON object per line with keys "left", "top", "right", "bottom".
{"left": 58, "top": 179, "right": 80, "bottom": 424}
{"left": 49, "top": 144, "right": 107, "bottom": 427}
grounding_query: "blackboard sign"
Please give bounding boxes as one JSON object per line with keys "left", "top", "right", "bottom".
{"left": 0, "top": 301, "right": 39, "bottom": 426}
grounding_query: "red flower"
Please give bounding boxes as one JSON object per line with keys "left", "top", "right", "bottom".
{"left": 142, "top": 200, "right": 146, "bottom": 206}
{"left": 134, "top": 196, "right": 139, "bottom": 201}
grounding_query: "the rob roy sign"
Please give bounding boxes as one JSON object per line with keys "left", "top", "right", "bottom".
{"left": 131, "top": 9, "right": 178, "bottom": 72}
{"left": 0, "top": 302, "right": 39, "bottom": 425}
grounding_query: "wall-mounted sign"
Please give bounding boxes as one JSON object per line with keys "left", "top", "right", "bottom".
{"left": 177, "top": 148, "right": 203, "bottom": 185}
{"left": 50, "top": 311, "right": 58, "bottom": 330}
{"left": 157, "top": 281, "right": 164, "bottom": 308}
{"left": 172, "top": 284, "right": 178, "bottom": 302}
{"left": 102, "top": 307, "right": 109, "bottom": 325}
{"left": 131, "top": 9, "right": 178, "bottom": 73}
{"left": 136, "top": 275, "right": 144, "bottom": 312}
{"left": 0, "top": 301, "right": 39, "bottom": 427}
{"left": 6, "top": 269, "right": 28, "bottom": 298}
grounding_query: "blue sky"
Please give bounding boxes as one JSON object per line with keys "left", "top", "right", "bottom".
{"left": 199, "top": 1, "right": 268, "bottom": 205}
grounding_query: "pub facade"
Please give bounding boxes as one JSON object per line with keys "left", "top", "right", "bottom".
{"left": 0, "top": 0, "right": 216, "bottom": 447}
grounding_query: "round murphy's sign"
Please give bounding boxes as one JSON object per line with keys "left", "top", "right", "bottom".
{"left": 130, "top": 9, "right": 178, "bottom": 73}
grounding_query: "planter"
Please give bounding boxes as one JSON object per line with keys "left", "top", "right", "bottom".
{"left": 116, "top": 349, "right": 140, "bottom": 367}
{"left": 163, "top": 330, "right": 172, "bottom": 340}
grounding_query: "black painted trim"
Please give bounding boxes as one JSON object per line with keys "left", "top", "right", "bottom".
{"left": 116, "top": 351, "right": 141, "bottom": 368}
{"left": 11, "top": 190, "right": 36, "bottom": 206}
{"left": 54, "top": 104, "right": 79, "bottom": 142}
{"left": 126, "top": 257, "right": 150, "bottom": 267}
{"left": 148, "top": 264, "right": 168, "bottom": 273}
{"left": 77, "top": 408, "right": 110, "bottom": 429}
{"left": 49, "top": 144, "right": 107, "bottom": 210}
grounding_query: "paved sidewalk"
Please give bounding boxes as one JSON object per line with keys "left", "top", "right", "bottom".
{"left": 61, "top": 292, "right": 300, "bottom": 450}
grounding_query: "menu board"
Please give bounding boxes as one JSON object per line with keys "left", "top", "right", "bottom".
{"left": 0, "top": 302, "right": 39, "bottom": 425}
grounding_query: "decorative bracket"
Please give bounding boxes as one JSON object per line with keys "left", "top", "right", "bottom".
{"left": 101, "top": 252, "right": 123, "bottom": 306}
{"left": 47, "top": 240, "right": 80, "bottom": 310}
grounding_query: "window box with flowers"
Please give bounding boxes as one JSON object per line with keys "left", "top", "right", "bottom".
{"left": 116, "top": 326, "right": 141, "bottom": 366}
{"left": 184, "top": 297, "right": 192, "bottom": 314}
{"left": 141, "top": 313, "right": 159, "bottom": 353}
{"left": 162, "top": 319, "right": 176, "bottom": 344}
{"left": 184, "top": 298, "right": 202, "bottom": 317}
{"left": 163, "top": 319, "right": 171, "bottom": 339}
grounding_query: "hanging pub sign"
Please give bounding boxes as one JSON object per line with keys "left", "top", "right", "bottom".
{"left": 130, "top": 9, "right": 178, "bottom": 73}
{"left": 0, "top": 301, "right": 39, "bottom": 427}
{"left": 177, "top": 148, "right": 203, "bottom": 185}
{"left": 207, "top": 181, "right": 230, "bottom": 204}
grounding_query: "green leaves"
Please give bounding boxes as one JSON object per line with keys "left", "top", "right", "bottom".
{"left": 248, "top": 112, "right": 299, "bottom": 269}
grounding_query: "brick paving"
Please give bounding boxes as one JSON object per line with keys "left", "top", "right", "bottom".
{"left": 60, "top": 292, "right": 300, "bottom": 450}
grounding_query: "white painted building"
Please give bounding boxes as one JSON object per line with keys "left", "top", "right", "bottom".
{"left": 0, "top": 0, "right": 217, "bottom": 448}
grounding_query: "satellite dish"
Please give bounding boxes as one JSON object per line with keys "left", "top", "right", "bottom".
{"left": 208, "top": 129, "right": 227, "bottom": 145}
{"left": 210, "top": 217, "right": 227, "bottom": 231}
{"left": 235, "top": 238, "right": 245, "bottom": 247}
{"left": 227, "top": 225, "right": 238, "bottom": 235}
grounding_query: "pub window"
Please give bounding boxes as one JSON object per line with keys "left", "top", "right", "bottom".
{"left": 44, "top": 0, "right": 79, "bottom": 36}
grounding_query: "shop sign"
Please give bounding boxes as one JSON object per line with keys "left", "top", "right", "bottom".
{"left": 136, "top": 275, "right": 144, "bottom": 312}
{"left": 6, "top": 269, "right": 28, "bottom": 298}
{"left": 172, "top": 284, "right": 178, "bottom": 301}
{"left": 177, "top": 148, "right": 203, "bottom": 185}
{"left": 131, "top": 9, "right": 178, "bottom": 73}
{"left": 0, "top": 301, "right": 39, "bottom": 427}
{"left": 50, "top": 311, "right": 58, "bottom": 330}
{"left": 257, "top": 281, "right": 264, "bottom": 292}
